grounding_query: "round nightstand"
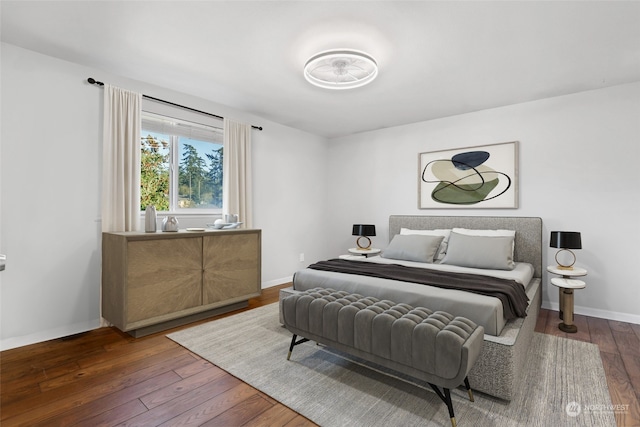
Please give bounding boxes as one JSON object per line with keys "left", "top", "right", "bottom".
{"left": 547, "top": 266, "right": 587, "bottom": 333}
{"left": 339, "top": 254, "right": 365, "bottom": 260}
{"left": 348, "top": 248, "right": 381, "bottom": 258}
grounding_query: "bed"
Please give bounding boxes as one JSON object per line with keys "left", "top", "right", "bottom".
{"left": 280, "top": 215, "right": 542, "bottom": 400}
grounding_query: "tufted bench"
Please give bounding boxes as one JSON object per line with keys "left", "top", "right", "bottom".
{"left": 281, "top": 288, "right": 484, "bottom": 427}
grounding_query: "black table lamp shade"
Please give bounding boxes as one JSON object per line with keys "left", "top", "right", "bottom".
{"left": 550, "top": 231, "right": 582, "bottom": 269}
{"left": 550, "top": 231, "right": 582, "bottom": 249}
{"left": 352, "top": 224, "right": 376, "bottom": 250}
{"left": 352, "top": 224, "right": 376, "bottom": 237}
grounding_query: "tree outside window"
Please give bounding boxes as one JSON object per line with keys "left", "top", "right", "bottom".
{"left": 140, "top": 114, "right": 223, "bottom": 213}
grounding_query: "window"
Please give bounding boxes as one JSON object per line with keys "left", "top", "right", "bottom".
{"left": 141, "top": 112, "right": 224, "bottom": 213}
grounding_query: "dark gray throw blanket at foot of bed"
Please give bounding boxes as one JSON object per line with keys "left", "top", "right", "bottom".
{"left": 308, "top": 259, "right": 529, "bottom": 320}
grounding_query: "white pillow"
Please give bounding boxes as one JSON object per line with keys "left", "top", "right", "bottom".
{"left": 382, "top": 234, "right": 445, "bottom": 263}
{"left": 451, "top": 228, "right": 515, "bottom": 237}
{"left": 452, "top": 228, "right": 516, "bottom": 257}
{"left": 400, "top": 228, "right": 451, "bottom": 260}
{"left": 441, "top": 232, "right": 516, "bottom": 270}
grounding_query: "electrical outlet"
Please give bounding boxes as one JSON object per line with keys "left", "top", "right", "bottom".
{"left": 299, "top": 253, "right": 305, "bottom": 262}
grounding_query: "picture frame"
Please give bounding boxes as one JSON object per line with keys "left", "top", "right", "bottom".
{"left": 419, "top": 141, "right": 518, "bottom": 209}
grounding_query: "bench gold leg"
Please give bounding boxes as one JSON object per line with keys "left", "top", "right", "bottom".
{"left": 450, "top": 417, "right": 457, "bottom": 427}
{"left": 287, "top": 334, "right": 297, "bottom": 361}
{"left": 464, "top": 377, "right": 474, "bottom": 402}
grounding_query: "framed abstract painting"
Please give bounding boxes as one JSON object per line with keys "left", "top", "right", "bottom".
{"left": 419, "top": 141, "right": 518, "bottom": 209}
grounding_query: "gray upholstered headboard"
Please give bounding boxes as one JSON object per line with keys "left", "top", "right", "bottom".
{"left": 389, "top": 215, "right": 543, "bottom": 278}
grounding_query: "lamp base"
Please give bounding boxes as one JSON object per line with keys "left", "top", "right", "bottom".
{"left": 356, "top": 236, "right": 372, "bottom": 250}
{"left": 555, "top": 249, "right": 576, "bottom": 270}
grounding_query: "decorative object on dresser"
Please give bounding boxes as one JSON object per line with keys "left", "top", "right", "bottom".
{"left": 549, "top": 231, "right": 582, "bottom": 270}
{"left": 352, "top": 224, "right": 376, "bottom": 250}
{"left": 225, "top": 213, "right": 239, "bottom": 223}
{"left": 419, "top": 141, "right": 518, "bottom": 209}
{"left": 208, "top": 219, "right": 243, "bottom": 229}
{"left": 144, "top": 205, "right": 157, "bottom": 232}
{"left": 102, "top": 228, "right": 261, "bottom": 337}
{"left": 162, "top": 215, "right": 179, "bottom": 232}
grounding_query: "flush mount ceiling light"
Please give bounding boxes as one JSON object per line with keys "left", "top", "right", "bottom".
{"left": 304, "top": 49, "right": 378, "bottom": 90}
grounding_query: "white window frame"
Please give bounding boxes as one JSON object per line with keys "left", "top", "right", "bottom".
{"left": 141, "top": 105, "right": 224, "bottom": 215}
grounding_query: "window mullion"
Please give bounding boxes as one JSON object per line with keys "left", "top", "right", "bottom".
{"left": 170, "top": 135, "right": 179, "bottom": 212}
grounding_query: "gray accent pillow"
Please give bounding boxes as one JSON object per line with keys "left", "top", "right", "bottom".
{"left": 382, "top": 234, "right": 444, "bottom": 263}
{"left": 400, "top": 228, "right": 451, "bottom": 261}
{"left": 441, "top": 232, "right": 516, "bottom": 270}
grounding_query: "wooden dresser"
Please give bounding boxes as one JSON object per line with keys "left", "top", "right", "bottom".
{"left": 102, "top": 228, "right": 261, "bottom": 336}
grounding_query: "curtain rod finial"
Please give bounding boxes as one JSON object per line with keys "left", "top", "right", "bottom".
{"left": 87, "top": 77, "right": 104, "bottom": 86}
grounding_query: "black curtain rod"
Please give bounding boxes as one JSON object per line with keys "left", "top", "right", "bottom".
{"left": 87, "top": 78, "right": 263, "bottom": 131}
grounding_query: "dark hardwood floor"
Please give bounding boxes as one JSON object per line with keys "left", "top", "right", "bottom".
{"left": 2, "top": 284, "right": 639, "bottom": 426}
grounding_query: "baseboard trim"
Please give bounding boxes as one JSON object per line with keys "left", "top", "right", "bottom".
{"left": 0, "top": 318, "right": 102, "bottom": 351}
{"left": 542, "top": 301, "right": 640, "bottom": 325}
{"left": 262, "top": 276, "right": 293, "bottom": 289}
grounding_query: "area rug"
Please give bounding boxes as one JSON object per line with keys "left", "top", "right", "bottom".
{"left": 167, "top": 303, "right": 616, "bottom": 426}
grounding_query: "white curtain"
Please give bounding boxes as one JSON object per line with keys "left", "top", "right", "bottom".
{"left": 223, "top": 119, "right": 253, "bottom": 228}
{"left": 101, "top": 85, "right": 142, "bottom": 232}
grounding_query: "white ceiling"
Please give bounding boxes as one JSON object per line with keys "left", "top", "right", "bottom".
{"left": 2, "top": 1, "right": 640, "bottom": 138}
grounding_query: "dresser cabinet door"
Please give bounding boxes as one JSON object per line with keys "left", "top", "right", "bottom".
{"left": 202, "top": 233, "right": 260, "bottom": 305}
{"left": 126, "top": 237, "right": 203, "bottom": 323}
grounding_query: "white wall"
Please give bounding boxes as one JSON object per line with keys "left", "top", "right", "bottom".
{"left": 326, "top": 82, "right": 640, "bottom": 324}
{"left": 252, "top": 122, "right": 329, "bottom": 285}
{"left": 0, "top": 43, "right": 329, "bottom": 349}
{"left": 1, "top": 43, "right": 104, "bottom": 350}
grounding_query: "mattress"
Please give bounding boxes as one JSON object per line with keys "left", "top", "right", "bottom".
{"left": 292, "top": 258, "right": 535, "bottom": 336}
